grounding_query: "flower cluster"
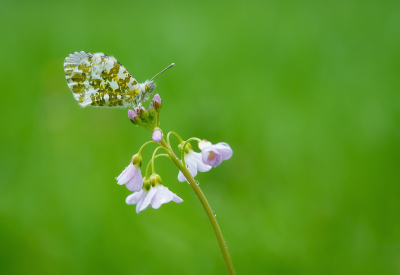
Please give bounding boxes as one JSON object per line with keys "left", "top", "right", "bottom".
{"left": 126, "top": 174, "right": 183, "bottom": 214}
{"left": 116, "top": 94, "right": 233, "bottom": 213}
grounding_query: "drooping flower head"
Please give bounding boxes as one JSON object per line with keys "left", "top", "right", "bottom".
{"left": 199, "top": 140, "right": 233, "bottom": 167}
{"left": 116, "top": 154, "right": 143, "bottom": 192}
{"left": 126, "top": 174, "right": 183, "bottom": 213}
{"left": 178, "top": 143, "right": 211, "bottom": 182}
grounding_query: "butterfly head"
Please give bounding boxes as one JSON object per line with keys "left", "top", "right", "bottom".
{"left": 143, "top": 80, "right": 156, "bottom": 94}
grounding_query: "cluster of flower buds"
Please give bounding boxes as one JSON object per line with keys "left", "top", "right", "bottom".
{"left": 128, "top": 94, "right": 163, "bottom": 143}
{"left": 117, "top": 94, "right": 233, "bottom": 213}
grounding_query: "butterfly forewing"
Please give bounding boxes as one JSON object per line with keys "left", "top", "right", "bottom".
{"left": 64, "top": 51, "right": 140, "bottom": 107}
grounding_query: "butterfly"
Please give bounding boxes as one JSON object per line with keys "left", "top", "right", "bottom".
{"left": 63, "top": 51, "right": 174, "bottom": 108}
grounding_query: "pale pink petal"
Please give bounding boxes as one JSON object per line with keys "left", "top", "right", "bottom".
{"left": 126, "top": 191, "right": 143, "bottom": 205}
{"left": 128, "top": 109, "right": 138, "bottom": 120}
{"left": 185, "top": 153, "right": 198, "bottom": 178}
{"left": 140, "top": 187, "right": 157, "bottom": 211}
{"left": 214, "top": 143, "right": 233, "bottom": 160}
{"left": 192, "top": 152, "right": 211, "bottom": 172}
{"left": 135, "top": 192, "right": 147, "bottom": 214}
{"left": 125, "top": 168, "right": 143, "bottom": 191}
{"left": 151, "top": 186, "right": 174, "bottom": 209}
{"left": 202, "top": 148, "right": 223, "bottom": 167}
{"left": 116, "top": 164, "right": 135, "bottom": 185}
{"left": 178, "top": 170, "right": 186, "bottom": 182}
{"left": 198, "top": 140, "right": 212, "bottom": 150}
{"left": 172, "top": 194, "right": 183, "bottom": 203}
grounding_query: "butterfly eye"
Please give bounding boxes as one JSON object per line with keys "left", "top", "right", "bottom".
{"left": 145, "top": 85, "right": 151, "bottom": 92}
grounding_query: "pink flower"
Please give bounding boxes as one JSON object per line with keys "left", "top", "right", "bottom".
{"left": 116, "top": 155, "right": 143, "bottom": 192}
{"left": 178, "top": 148, "right": 211, "bottom": 182}
{"left": 152, "top": 129, "right": 162, "bottom": 142}
{"left": 126, "top": 185, "right": 183, "bottom": 213}
{"left": 198, "top": 140, "right": 233, "bottom": 167}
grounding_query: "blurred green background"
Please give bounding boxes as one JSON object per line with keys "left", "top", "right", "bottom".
{"left": 1, "top": 0, "right": 399, "bottom": 274}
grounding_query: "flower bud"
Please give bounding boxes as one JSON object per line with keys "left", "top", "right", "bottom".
{"left": 148, "top": 106, "right": 157, "bottom": 118}
{"left": 137, "top": 106, "right": 149, "bottom": 120}
{"left": 128, "top": 109, "right": 142, "bottom": 124}
{"left": 151, "top": 94, "right": 162, "bottom": 111}
{"left": 152, "top": 128, "right": 162, "bottom": 143}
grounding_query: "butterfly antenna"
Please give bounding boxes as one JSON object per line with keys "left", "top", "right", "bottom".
{"left": 151, "top": 63, "right": 175, "bottom": 81}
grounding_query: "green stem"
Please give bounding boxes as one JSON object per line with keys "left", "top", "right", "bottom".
{"left": 181, "top": 138, "right": 201, "bottom": 167}
{"left": 160, "top": 139, "right": 236, "bottom": 275}
{"left": 138, "top": 141, "right": 156, "bottom": 156}
{"left": 151, "top": 146, "right": 170, "bottom": 174}
{"left": 167, "top": 131, "right": 184, "bottom": 147}
{"left": 145, "top": 154, "right": 170, "bottom": 178}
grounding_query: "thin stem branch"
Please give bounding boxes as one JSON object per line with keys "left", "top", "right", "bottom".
{"left": 138, "top": 141, "right": 156, "bottom": 156}
{"left": 181, "top": 138, "right": 201, "bottom": 167}
{"left": 151, "top": 146, "right": 170, "bottom": 174}
{"left": 145, "top": 154, "right": 170, "bottom": 178}
{"left": 167, "top": 131, "right": 184, "bottom": 147}
{"left": 160, "top": 139, "right": 236, "bottom": 275}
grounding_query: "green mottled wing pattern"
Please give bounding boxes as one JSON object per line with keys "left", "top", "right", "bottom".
{"left": 64, "top": 51, "right": 140, "bottom": 107}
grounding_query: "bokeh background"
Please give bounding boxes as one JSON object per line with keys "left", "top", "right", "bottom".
{"left": 1, "top": 0, "right": 399, "bottom": 274}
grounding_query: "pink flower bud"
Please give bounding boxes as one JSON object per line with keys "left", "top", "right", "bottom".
{"left": 151, "top": 94, "right": 162, "bottom": 111}
{"left": 128, "top": 109, "right": 138, "bottom": 120}
{"left": 152, "top": 129, "right": 162, "bottom": 142}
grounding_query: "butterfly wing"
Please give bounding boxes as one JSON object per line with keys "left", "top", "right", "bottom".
{"left": 64, "top": 51, "right": 140, "bottom": 107}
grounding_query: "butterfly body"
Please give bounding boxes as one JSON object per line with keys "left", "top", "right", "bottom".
{"left": 64, "top": 51, "right": 156, "bottom": 108}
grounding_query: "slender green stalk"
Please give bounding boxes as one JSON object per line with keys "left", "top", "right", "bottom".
{"left": 160, "top": 139, "right": 236, "bottom": 275}
{"left": 167, "top": 131, "right": 184, "bottom": 146}
{"left": 181, "top": 137, "right": 201, "bottom": 167}
{"left": 138, "top": 141, "right": 156, "bottom": 156}
{"left": 145, "top": 154, "right": 170, "bottom": 178}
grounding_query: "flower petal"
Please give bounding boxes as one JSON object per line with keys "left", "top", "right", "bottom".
{"left": 116, "top": 164, "right": 135, "bottom": 185}
{"left": 178, "top": 170, "right": 186, "bottom": 182}
{"left": 126, "top": 191, "right": 143, "bottom": 205}
{"left": 172, "top": 193, "right": 183, "bottom": 203}
{"left": 135, "top": 193, "right": 147, "bottom": 214}
{"left": 151, "top": 186, "right": 174, "bottom": 209}
{"left": 198, "top": 140, "right": 212, "bottom": 150}
{"left": 125, "top": 168, "right": 143, "bottom": 191}
{"left": 185, "top": 153, "right": 198, "bottom": 178}
{"left": 192, "top": 152, "right": 212, "bottom": 172}
{"left": 140, "top": 187, "right": 157, "bottom": 211}
{"left": 202, "top": 148, "right": 223, "bottom": 167}
{"left": 214, "top": 142, "right": 233, "bottom": 160}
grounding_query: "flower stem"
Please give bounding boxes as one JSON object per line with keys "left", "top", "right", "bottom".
{"left": 160, "top": 139, "right": 236, "bottom": 275}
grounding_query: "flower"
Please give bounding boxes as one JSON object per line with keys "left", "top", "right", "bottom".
{"left": 126, "top": 174, "right": 183, "bottom": 213}
{"left": 178, "top": 145, "right": 211, "bottom": 182}
{"left": 198, "top": 140, "right": 233, "bottom": 167}
{"left": 116, "top": 155, "right": 143, "bottom": 192}
{"left": 152, "top": 128, "right": 162, "bottom": 142}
